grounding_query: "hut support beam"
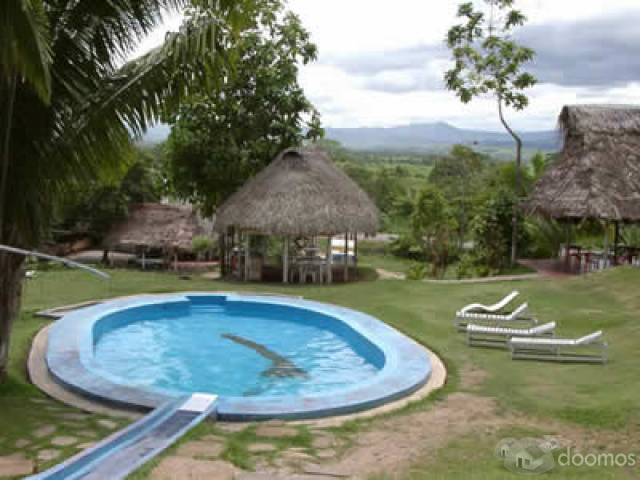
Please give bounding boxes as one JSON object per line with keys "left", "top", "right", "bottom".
{"left": 343, "top": 232, "right": 349, "bottom": 282}
{"left": 354, "top": 233, "right": 358, "bottom": 265}
{"left": 613, "top": 222, "right": 620, "bottom": 266}
{"left": 244, "top": 234, "right": 250, "bottom": 282}
{"left": 603, "top": 221, "right": 610, "bottom": 269}
{"left": 326, "top": 236, "right": 332, "bottom": 284}
{"left": 564, "top": 223, "right": 571, "bottom": 272}
{"left": 283, "top": 237, "right": 289, "bottom": 284}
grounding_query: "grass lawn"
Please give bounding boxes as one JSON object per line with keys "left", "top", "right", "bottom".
{"left": 1, "top": 264, "right": 639, "bottom": 478}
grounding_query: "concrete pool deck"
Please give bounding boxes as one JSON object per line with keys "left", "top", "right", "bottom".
{"left": 30, "top": 293, "right": 446, "bottom": 423}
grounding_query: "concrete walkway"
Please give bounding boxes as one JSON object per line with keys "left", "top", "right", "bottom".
{"left": 376, "top": 268, "right": 540, "bottom": 284}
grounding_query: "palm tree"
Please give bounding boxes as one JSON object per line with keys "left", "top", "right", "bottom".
{"left": 0, "top": 0, "right": 257, "bottom": 379}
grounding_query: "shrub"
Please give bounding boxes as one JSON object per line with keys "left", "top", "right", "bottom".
{"left": 411, "top": 186, "right": 457, "bottom": 277}
{"left": 406, "top": 263, "right": 428, "bottom": 280}
{"left": 389, "top": 234, "right": 423, "bottom": 260}
{"left": 470, "top": 188, "right": 528, "bottom": 272}
{"left": 192, "top": 236, "right": 215, "bottom": 260}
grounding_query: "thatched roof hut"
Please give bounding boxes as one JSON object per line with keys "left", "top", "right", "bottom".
{"left": 105, "top": 203, "right": 207, "bottom": 251}
{"left": 214, "top": 146, "right": 379, "bottom": 236}
{"left": 527, "top": 105, "right": 640, "bottom": 221}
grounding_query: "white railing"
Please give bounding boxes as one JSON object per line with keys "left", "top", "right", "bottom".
{"left": 0, "top": 244, "right": 110, "bottom": 280}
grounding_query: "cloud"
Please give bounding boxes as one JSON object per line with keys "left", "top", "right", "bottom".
{"left": 519, "top": 12, "right": 640, "bottom": 87}
{"left": 316, "top": 10, "right": 640, "bottom": 96}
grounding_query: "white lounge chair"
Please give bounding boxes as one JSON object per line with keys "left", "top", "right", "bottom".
{"left": 455, "top": 302, "right": 535, "bottom": 331}
{"left": 509, "top": 330, "right": 607, "bottom": 364}
{"left": 466, "top": 321, "right": 556, "bottom": 349}
{"left": 459, "top": 291, "right": 519, "bottom": 315}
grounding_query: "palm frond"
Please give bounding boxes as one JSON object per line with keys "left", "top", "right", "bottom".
{"left": 0, "top": 0, "right": 51, "bottom": 101}
{"left": 4, "top": 1, "right": 253, "bottom": 245}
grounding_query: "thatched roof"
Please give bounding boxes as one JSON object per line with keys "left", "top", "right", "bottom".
{"left": 527, "top": 105, "right": 640, "bottom": 221}
{"left": 214, "top": 146, "right": 379, "bottom": 236}
{"left": 105, "top": 203, "right": 207, "bottom": 251}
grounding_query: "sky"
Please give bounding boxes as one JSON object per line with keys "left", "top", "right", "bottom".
{"left": 136, "top": 0, "right": 640, "bottom": 132}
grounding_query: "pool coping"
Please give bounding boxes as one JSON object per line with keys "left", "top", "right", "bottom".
{"left": 45, "top": 292, "right": 432, "bottom": 421}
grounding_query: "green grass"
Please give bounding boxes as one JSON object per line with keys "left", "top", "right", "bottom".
{"left": 1, "top": 264, "right": 639, "bottom": 478}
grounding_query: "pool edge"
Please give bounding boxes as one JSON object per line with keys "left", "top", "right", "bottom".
{"left": 42, "top": 292, "right": 439, "bottom": 421}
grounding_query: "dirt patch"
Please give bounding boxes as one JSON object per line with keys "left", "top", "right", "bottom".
{"left": 459, "top": 363, "right": 489, "bottom": 390}
{"left": 375, "top": 269, "right": 405, "bottom": 280}
{"left": 0, "top": 453, "right": 34, "bottom": 477}
{"left": 305, "top": 393, "right": 503, "bottom": 479}
{"left": 150, "top": 457, "right": 237, "bottom": 480}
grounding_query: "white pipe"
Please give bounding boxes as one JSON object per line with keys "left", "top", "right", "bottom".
{"left": 0, "top": 244, "right": 110, "bottom": 280}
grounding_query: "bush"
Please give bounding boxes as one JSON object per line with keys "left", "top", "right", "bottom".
{"left": 406, "top": 262, "right": 428, "bottom": 280}
{"left": 455, "top": 253, "right": 476, "bottom": 279}
{"left": 389, "top": 234, "right": 423, "bottom": 260}
{"left": 470, "top": 188, "right": 529, "bottom": 271}
{"left": 525, "top": 217, "right": 564, "bottom": 259}
{"left": 411, "top": 186, "right": 457, "bottom": 277}
{"left": 192, "top": 236, "right": 215, "bottom": 260}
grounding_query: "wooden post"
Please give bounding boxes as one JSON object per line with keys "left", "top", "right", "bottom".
{"left": 354, "top": 232, "right": 359, "bottom": 280}
{"left": 354, "top": 232, "right": 358, "bottom": 265}
{"left": 173, "top": 249, "right": 178, "bottom": 272}
{"left": 603, "top": 221, "right": 610, "bottom": 269}
{"left": 564, "top": 222, "right": 571, "bottom": 272}
{"left": 283, "top": 237, "right": 289, "bottom": 284}
{"left": 244, "top": 233, "right": 250, "bottom": 281}
{"left": 613, "top": 221, "right": 620, "bottom": 265}
{"left": 219, "top": 233, "right": 225, "bottom": 276}
{"left": 326, "top": 235, "right": 333, "bottom": 284}
{"left": 343, "top": 232, "right": 349, "bottom": 282}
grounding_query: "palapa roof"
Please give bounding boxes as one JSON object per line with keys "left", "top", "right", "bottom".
{"left": 105, "top": 203, "right": 206, "bottom": 251}
{"left": 214, "top": 146, "right": 379, "bottom": 236}
{"left": 527, "top": 105, "right": 640, "bottom": 221}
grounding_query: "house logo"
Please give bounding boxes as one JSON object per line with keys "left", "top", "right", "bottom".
{"left": 495, "top": 437, "right": 558, "bottom": 475}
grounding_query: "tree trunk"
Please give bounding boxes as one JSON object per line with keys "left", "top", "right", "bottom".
{"left": 0, "top": 251, "right": 25, "bottom": 380}
{"left": 498, "top": 98, "right": 523, "bottom": 267}
{"left": 0, "top": 74, "right": 17, "bottom": 238}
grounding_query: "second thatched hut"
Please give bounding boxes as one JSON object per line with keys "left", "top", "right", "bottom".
{"left": 527, "top": 104, "right": 640, "bottom": 265}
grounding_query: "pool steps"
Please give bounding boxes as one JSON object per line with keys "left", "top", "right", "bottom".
{"left": 27, "top": 393, "right": 218, "bottom": 480}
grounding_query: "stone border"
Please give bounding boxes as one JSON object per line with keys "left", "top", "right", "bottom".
{"left": 44, "top": 293, "right": 433, "bottom": 421}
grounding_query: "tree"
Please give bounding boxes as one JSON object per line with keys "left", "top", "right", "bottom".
{"left": 470, "top": 187, "right": 528, "bottom": 274}
{"left": 429, "top": 145, "right": 486, "bottom": 244}
{"left": 411, "top": 186, "right": 457, "bottom": 277}
{"left": 445, "top": 0, "right": 536, "bottom": 266}
{"left": 58, "top": 147, "right": 162, "bottom": 243}
{"left": 0, "top": 0, "right": 258, "bottom": 380}
{"left": 166, "top": 5, "right": 322, "bottom": 215}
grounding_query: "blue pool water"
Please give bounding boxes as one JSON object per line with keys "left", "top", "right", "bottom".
{"left": 92, "top": 301, "right": 383, "bottom": 398}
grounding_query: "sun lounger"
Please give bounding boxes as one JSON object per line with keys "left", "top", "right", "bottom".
{"left": 509, "top": 330, "right": 607, "bottom": 364}
{"left": 459, "top": 291, "right": 519, "bottom": 315}
{"left": 466, "top": 321, "right": 556, "bottom": 349}
{"left": 455, "top": 302, "right": 536, "bottom": 331}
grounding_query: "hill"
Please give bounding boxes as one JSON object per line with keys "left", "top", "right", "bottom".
{"left": 141, "top": 121, "right": 560, "bottom": 159}
{"left": 324, "top": 122, "right": 559, "bottom": 157}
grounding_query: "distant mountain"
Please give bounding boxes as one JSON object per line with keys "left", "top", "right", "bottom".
{"left": 324, "top": 122, "right": 560, "bottom": 154}
{"left": 141, "top": 121, "right": 560, "bottom": 157}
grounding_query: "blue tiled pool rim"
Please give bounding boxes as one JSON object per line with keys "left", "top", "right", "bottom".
{"left": 46, "top": 293, "right": 432, "bottom": 420}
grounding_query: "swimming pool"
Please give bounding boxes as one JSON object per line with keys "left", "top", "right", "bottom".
{"left": 47, "top": 293, "right": 431, "bottom": 420}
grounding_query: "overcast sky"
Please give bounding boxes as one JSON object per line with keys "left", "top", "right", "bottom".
{"left": 137, "top": 0, "right": 640, "bottom": 132}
